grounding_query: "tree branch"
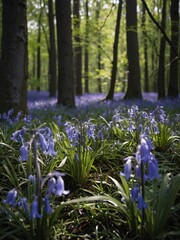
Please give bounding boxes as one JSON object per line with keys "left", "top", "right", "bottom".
{"left": 141, "top": 0, "right": 179, "bottom": 60}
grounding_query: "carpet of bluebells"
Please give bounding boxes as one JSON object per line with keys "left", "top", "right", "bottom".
{"left": 0, "top": 91, "right": 180, "bottom": 240}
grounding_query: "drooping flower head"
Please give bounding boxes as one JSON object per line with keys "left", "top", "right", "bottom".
{"left": 30, "top": 196, "right": 42, "bottom": 219}
{"left": 3, "top": 189, "right": 18, "bottom": 207}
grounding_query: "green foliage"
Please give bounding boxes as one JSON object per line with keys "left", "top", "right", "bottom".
{"left": 51, "top": 121, "right": 100, "bottom": 186}
{"left": 0, "top": 104, "right": 180, "bottom": 239}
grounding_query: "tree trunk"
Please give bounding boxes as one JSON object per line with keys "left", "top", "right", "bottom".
{"left": 55, "top": 0, "right": 75, "bottom": 107}
{"left": 37, "top": 3, "right": 42, "bottom": 92}
{"left": 96, "top": 0, "right": 102, "bottom": 93}
{"left": 48, "top": 0, "right": 57, "bottom": 97}
{"left": 84, "top": 0, "right": 89, "bottom": 93}
{"left": 73, "top": 0, "right": 82, "bottom": 96}
{"left": 124, "top": 0, "right": 142, "bottom": 99}
{"left": 0, "top": 0, "right": 27, "bottom": 114}
{"left": 157, "top": 0, "right": 167, "bottom": 99}
{"left": 142, "top": 3, "right": 149, "bottom": 92}
{"left": 106, "top": 0, "right": 123, "bottom": 100}
{"left": 167, "top": 0, "right": 179, "bottom": 99}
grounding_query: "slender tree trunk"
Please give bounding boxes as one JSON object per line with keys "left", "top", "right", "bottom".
{"left": 124, "top": 0, "right": 142, "bottom": 99}
{"left": 0, "top": 0, "right": 27, "bottom": 114}
{"left": 106, "top": 0, "right": 123, "bottom": 100}
{"left": 55, "top": 0, "right": 75, "bottom": 107}
{"left": 84, "top": 0, "right": 89, "bottom": 93}
{"left": 37, "top": 3, "right": 42, "bottom": 92}
{"left": 48, "top": 0, "right": 57, "bottom": 97}
{"left": 73, "top": 0, "right": 82, "bottom": 96}
{"left": 157, "top": 0, "right": 167, "bottom": 99}
{"left": 142, "top": 3, "right": 149, "bottom": 92}
{"left": 167, "top": 0, "right": 179, "bottom": 99}
{"left": 96, "top": 0, "right": 102, "bottom": 93}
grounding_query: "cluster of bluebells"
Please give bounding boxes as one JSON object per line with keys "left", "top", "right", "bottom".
{"left": 11, "top": 126, "right": 57, "bottom": 161}
{"left": 0, "top": 109, "right": 32, "bottom": 127}
{"left": 3, "top": 171, "right": 69, "bottom": 218}
{"left": 64, "top": 120, "right": 107, "bottom": 147}
{"left": 120, "top": 134, "right": 159, "bottom": 210}
{"left": 110, "top": 105, "right": 172, "bottom": 140}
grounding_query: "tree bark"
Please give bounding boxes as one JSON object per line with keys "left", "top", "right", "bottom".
{"left": 84, "top": 0, "right": 89, "bottom": 93}
{"left": 55, "top": 0, "right": 75, "bottom": 107}
{"left": 141, "top": 3, "right": 149, "bottom": 92}
{"left": 167, "top": 0, "right": 179, "bottom": 99}
{"left": 48, "top": 0, "right": 57, "bottom": 97}
{"left": 0, "top": 0, "right": 27, "bottom": 114}
{"left": 124, "top": 0, "right": 142, "bottom": 99}
{"left": 73, "top": 0, "right": 82, "bottom": 96}
{"left": 106, "top": 0, "right": 123, "bottom": 100}
{"left": 37, "top": 2, "right": 42, "bottom": 92}
{"left": 96, "top": 0, "right": 102, "bottom": 93}
{"left": 157, "top": 0, "right": 167, "bottom": 99}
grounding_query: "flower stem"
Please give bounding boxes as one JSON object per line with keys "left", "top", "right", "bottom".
{"left": 33, "top": 139, "right": 42, "bottom": 239}
{"left": 140, "top": 161, "right": 145, "bottom": 240}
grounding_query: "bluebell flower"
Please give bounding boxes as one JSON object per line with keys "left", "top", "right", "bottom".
{"left": 120, "top": 157, "right": 132, "bottom": 180}
{"left": 14, "top": 111, "right": 22, "bottom": 123}
{"left": 38, "top": 132, "right": 48, "bottom": 151}
{"left": 152, "top": 123, "right": 159, "bottom": 134}
{"left": 136, "top": 137, "right": 151, "bottom": 164}
{"left": 11, "top": 127, "right": 26, "bottom": 143}
{"left": 137, "top": 194, "right": 147, "bottom": 210}
{"left": 54, "top": 115, "right": 62, "bottom": 126}
{"left": 45, "top": 141, "right": 57, "bottom": 156}
{"left": 127, "top": 123, "right": 135, "bottom": 132}
{"left": 3, "top": 189, "right": 18, "bottom": 207}
{"left": 43, "top": 197, "right": 53, "bottom": 214}
{"left": 135, "top": 165, "right": 141, "bottom": 179}
{"left": 18, "top": 197, "right": 29, "bottom": 213}
{"left": 19, "top": 143, "right": 29, "bottom": 161}
{"left": 45, "top": 177, "right": 56, "bottom": 198}
{"left": 131, "top": 185, "right": 140, "bottom": 201}
{"left": 30, "top": 197, "right": 42, "bottom": 219}
{"left": 53, "top": 176, "right": 69, "bottom": 196}
{"left": 147, "top": 158, "right": 159, "bottom": 180}
{"left": 86, "top": 123, "right": 95, "bottom": 139}
{"left": 128, "top": 105, "right": 138, "bottom": 118}
{"left": 28, "top": 175, "right": 36, "bottom": 183}
{"left": 97, "top": 129, "right": 103, "bottom": 139}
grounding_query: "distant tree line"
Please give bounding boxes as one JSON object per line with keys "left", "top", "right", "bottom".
{"left": 0, "top": 0, "right": 179, "bottom": 114}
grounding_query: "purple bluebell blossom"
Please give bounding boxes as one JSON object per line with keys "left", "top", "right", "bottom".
{"left": 45, "top": 177, "right": 56, "bottom": 198}
{"left": 120, "top": 157, "right": 132, "bottom": 180}
{"left": 147, "top": 158, "right": 159, "bottom": 180}
{"left": 137, "top": 194, "right": 147, "bottom": 210}
{"left": 19, "top": 143, "right": 29, "bottom": 161}
{"left": 97, "top": 129, "right": 103, "bottom": 139}
{"left": 136, "top": 137, "right": 151, "bottom": 164}
{"left": 45, "top": 141, "right": 57, "bottom": 156}
{"left": 64, "top": 122, "right": 80, "bottom": 146}
{"left": 135, "top": 165, "right": 141, "bottom": 179}
{"left": 18, "top": 197, "right": 29, "bottom": 213}
{"left": 53, "top": 115, "right": 62, "bottom": 126}
{"left": 86, "top": 123, "right": 95, "bottom": 139}
{"left": 128, "top": 105, "right": 139, "bottom": 118}
{"left": 11, "top": 127, "right": 26, "bottom": 143}
{"left": 28, "top": 175, "right": 36, "bottom": 183}
{"left": 43, "top": 197, "right": 53, "bottom": 214}
{"left": 30, "top": 197, "right": 42, "bottom": 219}
{"left": 131, "top": 185, "right": 140, "bottom": 201}
{"left": 53, "top": 176, "right": 69, "bottom": 196}
{"left": 38, "top": 132, "right": 48, "bottom": 151}
{"left": 127, "top": 123, "right": 135, "bottom": 132}
{"left": 3, "top": 189, "right": 18, "bottom": 207}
